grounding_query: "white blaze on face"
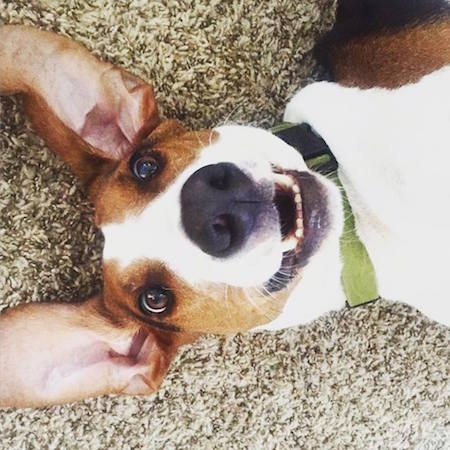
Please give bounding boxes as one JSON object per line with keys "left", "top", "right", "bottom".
{"left": 102, "top": 126, "right": 309, "bottom": 287}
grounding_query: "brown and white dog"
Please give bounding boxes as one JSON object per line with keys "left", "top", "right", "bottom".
{"left": 1, "top": 0, "right": 449, "bottom": 407}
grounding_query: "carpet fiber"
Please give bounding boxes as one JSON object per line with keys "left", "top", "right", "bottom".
{"left": 1, "top": 1, "right": 449, "bottom": 448}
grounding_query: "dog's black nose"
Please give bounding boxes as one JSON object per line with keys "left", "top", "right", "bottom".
{"left": 181, "top": 162, "right": 264, "bottom": 257}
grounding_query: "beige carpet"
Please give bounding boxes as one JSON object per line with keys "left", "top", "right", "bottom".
{"left": 1, "top": 1, "right": 449, "bottom": 448}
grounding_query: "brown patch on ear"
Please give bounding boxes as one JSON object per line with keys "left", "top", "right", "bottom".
{"left": 24, "top": 93, "right": 115, "bottom": 189}
{"left": 92, "top": 123, "right": 218, "bottom": 225}
{"left": 0, "top": 26, "right": 161, "bottom": 193}
{"left": 327, "top": 19, "right": 450, "bottom": 88}
{"left": 103, "top": 259, "right": 293, "bottom": 334}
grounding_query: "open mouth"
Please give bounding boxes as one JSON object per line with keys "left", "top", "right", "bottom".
{"left": 265, "top": 169, "right": 331, "bottom": 293}
{"left": 273, "top": 170, "right": 305, "bottom": 252}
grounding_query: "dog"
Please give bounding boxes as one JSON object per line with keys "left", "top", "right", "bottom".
{"left": 271, "top": 0, "right": 450, "bottom": 329}
{"left": 0, "top": 0, "right": 449, "bottom": 407}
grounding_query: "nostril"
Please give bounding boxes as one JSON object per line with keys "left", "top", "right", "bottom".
{"left": 212, "top": 214, "right": 232, "bottom": 235}
{"left": 209, "top": 214, "right": 234, "bottom": 255}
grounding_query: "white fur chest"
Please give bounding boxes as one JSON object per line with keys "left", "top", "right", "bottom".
{"left": 282, "top": 66, "right": 450, "bottom": 326}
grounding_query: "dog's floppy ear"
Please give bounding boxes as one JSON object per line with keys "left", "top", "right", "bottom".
{"left": 0, "top": 296, "right": 190, "bottom": 408}
{"left": 0, "top": 25, "right": 159, "bottom": 189}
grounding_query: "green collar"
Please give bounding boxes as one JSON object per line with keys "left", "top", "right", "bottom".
{"left": 272, "top": 122, "right": 379, "bottom": 307}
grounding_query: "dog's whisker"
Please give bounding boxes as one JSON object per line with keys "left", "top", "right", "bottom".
{"left": 208, "top": 128, "right": 215, "bottom": 146}
{"left": 217, "top": 100, "right": 246, "bottom": 127}
{"left": 238, "top": 287, "right": 278, "bottom": 321}
{"left": 250, "top": 287, "right": 283, "bottom": 318}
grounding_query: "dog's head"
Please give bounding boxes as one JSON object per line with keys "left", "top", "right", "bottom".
{"left": 25, "top": 62, "right": 341, "bottom": 336}
{"left": 14, "top": 40, "right": 341, "bottom": 405}
{"left": 95, "top": 121, "right": 341, "bottom": 335}
{"left": 26, "top": 60, "right": 340, "bottom": 335}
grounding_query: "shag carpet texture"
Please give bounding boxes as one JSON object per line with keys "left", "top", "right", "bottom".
{"left": 0, "top": 1, "right": 449, "bottom": 449}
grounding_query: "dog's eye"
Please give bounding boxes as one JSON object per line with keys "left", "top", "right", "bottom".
{"left": 130, "top": 153, "right": 161, "bottom": 181}
{"left": 138, "top": 286, "right": 173, "bottom": 315}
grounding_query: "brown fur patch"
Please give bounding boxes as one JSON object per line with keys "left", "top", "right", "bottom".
{"left": 92, "top": 121, "right": 217, "bottom": 225}
{"left": 24, "top": 92, "right": 111, "bottom": 188}
{"left": 329, "top": 19, "right": 450, "bottom": 88}
{"left": 103, "top": 259, "right": 297, "bottom": 335}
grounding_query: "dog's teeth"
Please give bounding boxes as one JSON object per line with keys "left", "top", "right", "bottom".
{"left": 281, "top": 235, "right": 298, "bottom": 252}
{"left": 273, "top": 172, "right": 294, "bottom": 188}
{"left": 274, "top": 171, "right": 305, "bottom": 250}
